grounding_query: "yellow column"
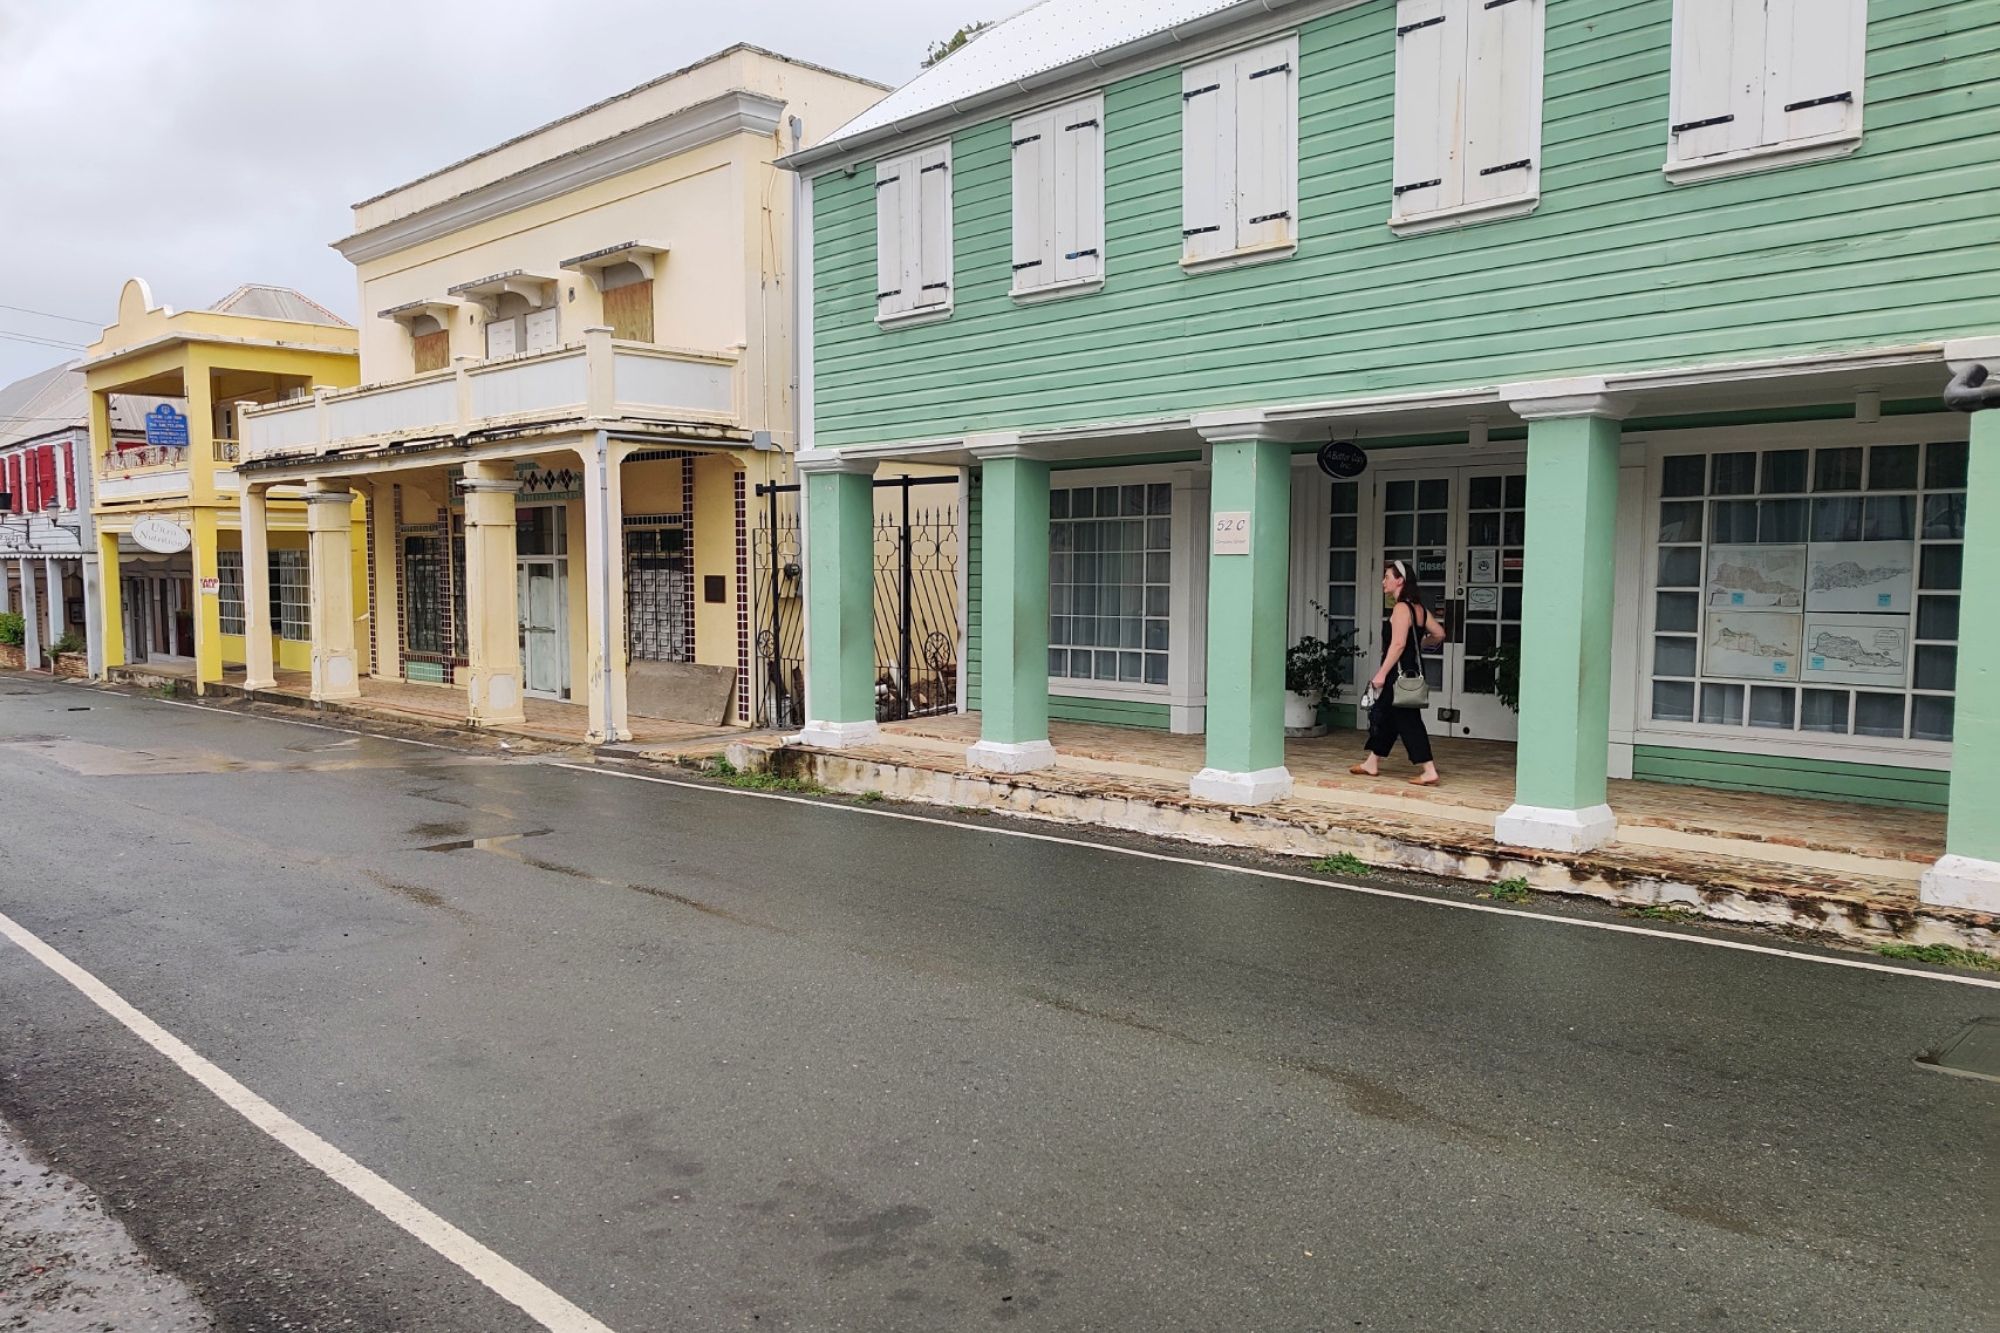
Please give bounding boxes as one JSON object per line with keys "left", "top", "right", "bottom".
{"left": 305, "top": 482, "right": 361, "bottom": 701}
{"left": 190, "top": 507, "right": 224, "bottom": 693}
{"left": 461, "top": 460, "right": 526, "bottom": 725}
{"left": 239, "top": 485, "right": 275, "bottom": 690}
{"left": 97, "top": 529, "right": 125, "bottom": 672}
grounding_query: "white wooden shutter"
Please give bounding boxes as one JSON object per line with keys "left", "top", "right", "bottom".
{"left": 914, "top": 146, "right": 952, "bottom": 310}
{"left": 1391, "top": 0, "right": 1465, "bottom": 221}
{"left": 1011, "top": 110, "right": 1054, "bottom": 291}
{"left": 1461, "top": 0, "right": 1542, "bottom": 207}
{"left": 1181, "top": 55, "right": 1233, "bottom": 263}
{"left": 523, "top": 306, "right": 559, "bottom": 353}
{"left": 1234, "top": 40, "right": 1296, "bottom": 251}
{"left": 875, "top": 157, "right": 908, "bottom": 320}
{"left": 1764, "top": 0, "right": 1864, "bottom": 146}
{"left": 1055, "top": 96, "right": 1104, "bottom": 285}
{"left": 484, "top": 317, "right": 517, "bottom": 359}
{"left": 1668, "top": 0, "right": 1765, "bottom": 164}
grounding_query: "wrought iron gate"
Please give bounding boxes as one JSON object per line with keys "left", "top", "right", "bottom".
{"left": 752, "top": 474, "right": 960, "bottom": 729}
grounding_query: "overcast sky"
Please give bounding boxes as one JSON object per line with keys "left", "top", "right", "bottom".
{"left": 0, "top": 0, "right": 978, "bottom": 386}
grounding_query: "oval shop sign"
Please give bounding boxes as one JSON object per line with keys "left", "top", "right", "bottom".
{"left": 130, "top": 516, "right": 193, "bottom": 554}
{"left": 1316, "top": 438, "right": 1367, "bottom": 479}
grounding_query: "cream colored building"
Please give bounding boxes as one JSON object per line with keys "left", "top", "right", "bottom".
{"left": 238, "top": 44, "right": 886, "bottom": 739}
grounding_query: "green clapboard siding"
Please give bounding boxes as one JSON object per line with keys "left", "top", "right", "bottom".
{"left": 1051, "top": 695, "right": 1172, "bottom": 729}
{"left": 1631, "top": 745, "right": 1950, "bottom": 811}
{"left": 813, "top": 0, "right": 2000, "bottom": 447}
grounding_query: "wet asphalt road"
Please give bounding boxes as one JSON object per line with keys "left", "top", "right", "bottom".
{"left": 0, "top": 676, "right": 1991, "bottom": 1332}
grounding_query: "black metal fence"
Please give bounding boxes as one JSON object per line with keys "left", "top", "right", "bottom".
{"left": 753, "top": 474, "right": 960, "bottom": 729}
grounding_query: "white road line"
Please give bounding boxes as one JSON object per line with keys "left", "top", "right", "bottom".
{"left": 118, "top": 690, "right": 2000, "bottom": 992}
{"left": 0, "top": 907, "right": 617, "bottom": 1333}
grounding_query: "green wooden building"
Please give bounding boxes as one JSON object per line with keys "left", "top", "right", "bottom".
{"left": 781, "top": 0, "right": 1999, "bottom": 912}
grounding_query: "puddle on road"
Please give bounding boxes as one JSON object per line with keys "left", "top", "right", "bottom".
{"left": 417, "top": 828, "right": 554, "bottom": 854}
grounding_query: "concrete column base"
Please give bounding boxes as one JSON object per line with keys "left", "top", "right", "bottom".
{"left": 1919, "top": 854, "right": 2000, "bottom": 915}
{"left": 792, "top": 719, "right": 879, "bottom": 750}
{"left": 1191, "top": 765, "right": 1293, "bottom": 805}
{"left": 467, "top": 673, "right": 526, "bottom": 727}
{"left": 967, "top": 738, "right": 1057, "bottom": 773}
{"left": 241, "top": 674, "right": 277, "bottom": 692}
{"left": 1495, "top": 802, "right": 1617, "bottom": 852}
{"left": 311, "top": 652, "right": 361, "bottom": 703}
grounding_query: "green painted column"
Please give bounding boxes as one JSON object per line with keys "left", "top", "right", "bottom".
{"left": 1192, "top": 417, "right": 1293, "bottom": 804}
{"left": 1495, "top": 382, "right": 1626, "bottom": 851}
{"left": 1922, "top": 382, "right": 2000, "bottom": 912}
{"left": 968, "top": 442, "right": 1055, "bottom": 771}
{"left": 799, "top": 456, "right": 878, "bottom": 747}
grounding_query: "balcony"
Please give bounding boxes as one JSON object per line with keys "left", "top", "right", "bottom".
{"left": 100, "top": 444, "right": 190, "bottom": 472}
{"left": 239, "top": 329, "right": 740, "bottom": 464}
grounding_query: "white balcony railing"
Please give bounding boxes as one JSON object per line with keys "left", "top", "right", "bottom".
{"left": 239, "top": 329, "right": 739, "bottom": 464}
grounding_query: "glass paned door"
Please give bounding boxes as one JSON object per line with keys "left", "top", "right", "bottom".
{"left": 518, "top": 559, "right": 568, "bottom": 699}
{"left": 1378, "top": 475, "right": 1451, "bottom": 693}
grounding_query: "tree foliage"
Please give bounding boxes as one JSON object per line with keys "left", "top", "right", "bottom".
{"left": 923, "top": 20, "right": 994, "bottom": 68}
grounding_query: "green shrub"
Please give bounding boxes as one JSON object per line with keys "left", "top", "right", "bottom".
{"left": 0, "top": 612, "right": 23, "bottom": 648}
{"left": 50, "top": 631, "right": 85, "bottom": 656}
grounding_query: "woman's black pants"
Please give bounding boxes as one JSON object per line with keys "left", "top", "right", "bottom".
{"left": 1365, "top": 691, "right": 1434, "bottom": 765}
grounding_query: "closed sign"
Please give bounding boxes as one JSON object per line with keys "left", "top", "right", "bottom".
{"left": 1212, "top": 510, "right": 1251, "bottom": 555}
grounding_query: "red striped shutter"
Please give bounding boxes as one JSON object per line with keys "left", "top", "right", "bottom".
{"left": 58, "top": 443, "right": 74, "bottom": 510}
{"left": 24, "top": 452, "right": 40, "bottom": 511}
{"left": 7, "top": 456, "right": 21, "bottom": 512}
{"left": 38, "top": 447, "right": 57, "bottom": 511}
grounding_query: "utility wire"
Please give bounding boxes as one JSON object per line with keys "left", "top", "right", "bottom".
{"left": 0, "top": 330, "right": 87, "bottom": 351}
{"left": 0, "top": 302, "right": 102, "bottom": 327}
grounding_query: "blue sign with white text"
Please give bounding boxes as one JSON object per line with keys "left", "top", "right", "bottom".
{"left": 145, "top": 404, "right": 189, "bottom": 447}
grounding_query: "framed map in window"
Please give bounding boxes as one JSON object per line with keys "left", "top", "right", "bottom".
{"left": 1702, "top": 610, "right": 1802, "bottom": 680}
{"left": 1802, "top": 614, "right": 1909, "bottom": 687}
{"left": 1706, "top": 544, "right": 1804, "bottom": 608}
{"left": 1806, "top": 541, "right": 1913, "bottom": 613}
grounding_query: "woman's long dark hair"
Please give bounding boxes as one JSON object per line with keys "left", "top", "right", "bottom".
{"left": 1385, "top": 559, "right": 1429, "bottom": 613}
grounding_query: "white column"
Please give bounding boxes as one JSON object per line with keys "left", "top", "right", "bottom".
{"left": 239, "top": 485, "right": 276, "bottom": 690}
{"left": 579, "top": 436, "right": 631, "bottom": 744}
{"left": 19, "top": 558, "right": 42, "bottom": 668}
{"left": 43, "top": 558, "right": 60, "bottom": 643}
{"left": 305, "top": 482, "right": 362, "bottom": 702}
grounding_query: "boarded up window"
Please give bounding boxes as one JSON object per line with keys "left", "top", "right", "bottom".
{"left": 412, "top": 329, "right": 450, "bottom": 373}
{"left": 603, "top": 277, "right": 654, "bottom": 343}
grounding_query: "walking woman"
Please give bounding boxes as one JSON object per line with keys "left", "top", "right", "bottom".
{"left": 1352, "top": 559, "right": 1446, "bottom": 785}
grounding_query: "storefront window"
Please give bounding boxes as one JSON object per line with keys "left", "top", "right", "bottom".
{"left": 1651, "top": 439, "right": 1963, "bottom": 742}
{"left": 271, "top": 549, "right": 310, "bottom": 642}
{"left": 216, "top": 551, "right": 245, "bottom": 636}
{"left": 1048, "top": 482, "right": 1172, "bottom": 686}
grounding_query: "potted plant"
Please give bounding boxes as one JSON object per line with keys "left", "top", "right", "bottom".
{"left": 0, "top": 612, "right": 24, "bottom": 671}
{"left": 1482, "top": 640, "right": 1522, "bottom": 713}
{"left": 48, "top": 631, "right": 88, "bottom": 678}
{"left": 1284, "top": 623, "right": 1361, "bottom": 737}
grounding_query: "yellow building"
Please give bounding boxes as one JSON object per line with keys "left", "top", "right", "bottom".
{"left": 237, "top": 44, "right": 887, "bottom": 740}
{"left": 82, "top": 279, "right": 361, "bottom": 693}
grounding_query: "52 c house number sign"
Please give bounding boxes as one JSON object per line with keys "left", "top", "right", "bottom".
{"left": 1212, "top": 511, "right": 1252, "bottom": 555}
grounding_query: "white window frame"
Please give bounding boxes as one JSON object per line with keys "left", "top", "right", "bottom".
{"left": 875, "top": 142, "right": 954, "bottom": 328}
{"left": 1388, "top": 0, "right": 1546, "bottom": 236}
{"left": 1180, "top": 34, "right": 1300, "bottom": 275}
{"left": 1010, "top": 93, "right": 1106, "bottom": 303}
{"left": 1664, "top": 0, "right": 1867, "bottom": 185}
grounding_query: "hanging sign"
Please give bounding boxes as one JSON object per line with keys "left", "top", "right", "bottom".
{"left": 144, "top": 404, "right": 189, "bottom": 448}
{"left": 1212, "top": 510, "right": 1251, "bottom": 555}
{"left": 130, "top": 516, "right": 193, "bottom": 554}
{"left": 1316, "top": 439, "right": 1367, "bottom": 479}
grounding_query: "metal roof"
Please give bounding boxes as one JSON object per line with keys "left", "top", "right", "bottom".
{"left": 207, "top": 284, "right": 352, "bottom": 328}
{"left": 0, "top": 359, "right": 179, "bottom": 450}
{"left": 817, "top": 0, "right": 1251, "bottom": 151}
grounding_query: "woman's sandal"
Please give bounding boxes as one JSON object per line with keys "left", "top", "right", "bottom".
{"left": 1407, "top": 775, "right": 1440, "bottom": 787}
{"left": 1349, "top": 764, "right": 1377, "bottom": 777}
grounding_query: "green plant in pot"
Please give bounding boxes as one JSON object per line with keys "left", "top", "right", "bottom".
{"left": 1482, "top": 639, "right": 1522, "bottom": 713}
{"left": 1285, "top": 621, "right": 1361, "bottom": 736}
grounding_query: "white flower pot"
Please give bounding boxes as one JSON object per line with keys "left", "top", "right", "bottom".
{"left": 1283, "top": 691, "right": 1328, "bottom": 737}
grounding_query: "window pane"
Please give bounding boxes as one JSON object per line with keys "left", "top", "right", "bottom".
{"left": 1922, "top": 493, "right": 1965, "bottom": 540}
{"left": 1049, "top": 489, "right": 1069, "bottom": 519}
{"left": 1329, "top": 550, "right": 1356, "bottom": 583}
{"left": 1418, "top": 478, "right": 1449, "bottom": 510}
{"left": 1914, "top": 644, "right": 1956, "bottom": 692}
{"left": 1655, "top": 591, "right": 1699, "bottom": 633}
{"left": 1911, "top": 695, "right": 1953, "bottom": 742}
{"left": 1047, "top": 648, "right": 1067, "bottom": 676}
{"left": 1662, "top": 455, "right": 1706, "bottom": 498}
{"left": 1801, "top": 689, "right": 1849, "bottom": 734}
{"left": 1385, "top": 479, "right": 1414, "bottom": 510}
{"left": 1925, "top": 440, "right": 1968, "bottom": 491}
{"left": 1148, "top": 483, "right": 1172, "bottom": 514}
{"left": 1814, "top": 447, "right": 1863, "bottom": 492}
{"left": 1916, "top": 595, "right": 1958, "bottom": 642}
{"left": 1920, "top": 545, "right": 1962, "bottom": 591}
{"left": 1330, "top": 515, "right": 1358, "bottom": 548}
{"left": 1759, "top": 498, "right": 1807, "bottom": 543}
{"left": 1657, "top": 501, "right": 1702, "bottom": 543}
{"left": 1868, "top": 445, "right": 1918, "bottom": 491}
{"left": 1862, "top": 495, "right": 1913, "bottom": 541}
{"left": 1710, "top": 500, "right": 1758, "bottom": 543}
{"left": 1854, "top": 692, "right": 1905, "bottom": 738}
{"left": 1654, "top": 635, "right": 1697, "bottom": 677}
{"left": 1328, "top": 482, "right": 1355, "bottom": 516}
{"left": 1760, "top": 449, "right": 1808, "bottom": 494}
{"left": 1748, "top": 686, "right": 1795, "bottom": 730}
{"left": 1470, "top": 475, "right": 1501, "bottom": 508}
{"left": 1810, "top": 497, "right": 1861, "bottom": 542}
{"left": 1700, "top": 683, "right": 1743, "bottom": 725}
{"left": 1711, "top": 452, "right": 1756, "bottom": 495}
{"left": 1417, "top": 511, "right": 1448, "bottom": 545}
{"left": 1652, "top": 680, "right": 1695, "bottom": 722}
{"left": 1144, "top": 655, "right": 1168, "bottom": 685}
{"left": 1504, "top": 474, "right": 1525, "bottom": 507}
{"left": 1384, "top": 513, "right": 1414, "bottom": 547}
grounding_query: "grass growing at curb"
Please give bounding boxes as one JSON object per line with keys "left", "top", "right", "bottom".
{"left": 854, "top": 790, "right": 885, "bottom": 805}
{"left": 1312, "top": 852, "right": 1370, "bottom": 877}
{"left": 1627, "top": 903, "right": 1699, "bottom": 922}
{"left": 1875, "top": 943, "right": 2000, "bottom": 973}
{"left": 1484, "top": 876, "right": 1534, "bottom": 904}
{"left": 703, "top": 757, "right": 826, "bottom": 795}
